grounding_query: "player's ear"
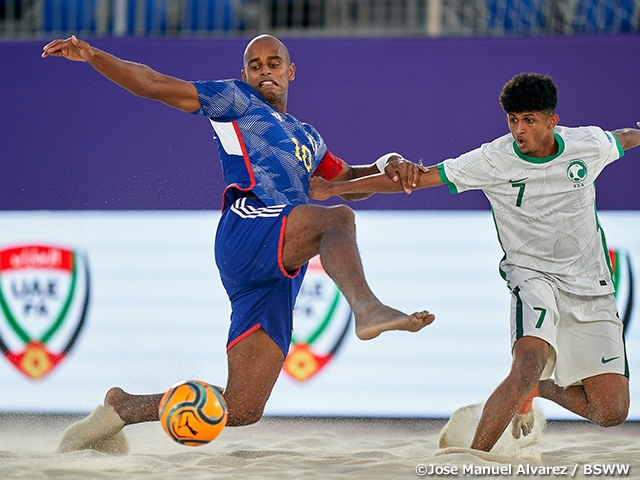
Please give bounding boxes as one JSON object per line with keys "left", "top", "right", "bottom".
{"left": 241, "top": 69, "right": 247, "bottom": 82}
{"left": 548, "top": 113, "right": 559, "bottom": 129}
{"left": 289, "top": 62, "right": 295, "bottom": 81}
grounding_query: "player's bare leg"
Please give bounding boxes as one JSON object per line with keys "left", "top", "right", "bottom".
{"left": 471, "top": 336, "right": 548, "bottom": 452}
{"left": 511, "top": 384, "right": 539, "bottom": 439}
{"left": 283, "top": 204, "right": 434, "bottom": 340}
{"left": 103, "top": 389, "right": 163, "bottom": 425}
{"left": 538, "top": 373, "right": 628, "bottom": 427}
{"left": 58, "top": 329, "right": 281, "bottom": 452}
{"left": 103, "top": 328, "right": 283, "bottom": 427}
{"left": 222, "top": 328, "right": 285, "bottom": 426}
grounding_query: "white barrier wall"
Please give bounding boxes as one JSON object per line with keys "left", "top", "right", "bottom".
{"left": 0, "top": 210, "right": 638, "bottom": 420}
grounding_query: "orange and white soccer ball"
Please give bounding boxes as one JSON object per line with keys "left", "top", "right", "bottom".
{"left": 158, "top": 380, "right": 228, "bottom": 446}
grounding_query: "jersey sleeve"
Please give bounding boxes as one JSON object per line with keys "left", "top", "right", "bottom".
{"left": 437, "top": 146, "right": 491, "bottom": 194}
{"left": 601, "top": 128, "right": 625, "bottom": 166}
{"left": 574, "top": 126, "right": 625, "bottom": 180}
{"left": 190, "top": 79, "right": 251, "bottom": 120}
{"left": 312, "top": 151, "right": 345, "bottom": 180}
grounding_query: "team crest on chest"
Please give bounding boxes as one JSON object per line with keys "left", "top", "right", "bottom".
{"left": 566, "top": 159, "right": 588, "bottom": 187}
{"left": 0, "top": 245, "right": 90, "bottom": 379}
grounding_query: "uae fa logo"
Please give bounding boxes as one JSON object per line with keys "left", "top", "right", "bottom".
{"left": 283, "top": 255, "right": 352, "bottom": 382}
{"left": 0, "top": 245, "right": 90, "bottom": 379}
{"left": 609, "top": 248, "right": 634, "bottom": 337}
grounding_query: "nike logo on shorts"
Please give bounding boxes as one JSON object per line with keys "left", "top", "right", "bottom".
{"left": 601, "top": 356, "right": 620, "bottom": 364}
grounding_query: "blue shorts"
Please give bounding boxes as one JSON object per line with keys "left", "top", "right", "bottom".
{"left": 215, "top": 196, "right": 307, "bottom": 356}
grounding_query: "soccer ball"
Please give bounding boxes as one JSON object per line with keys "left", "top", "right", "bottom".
{"left": 158, "top": 380, "right": 228, "bottom": 446}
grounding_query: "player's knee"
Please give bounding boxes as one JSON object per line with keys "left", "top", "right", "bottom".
{"left": 312, "top": 204, "right": 356, "bottom": 238}
{"left": 228, "top": 406, "right": 264, "bottom": 426}
{"left": 596, "top": 402, "right": 628, "bottom": 427}
{"left": 518, "top": 352, "right": 545, "bottom": 376}
{"left": 513, "top": 353, "right": 545, "bottom": 387}
{"left": 225, "top": 394, "right": 267, "bottom": 426}
{"left": 330, "top": 204, "right": 355, "bottom": 226}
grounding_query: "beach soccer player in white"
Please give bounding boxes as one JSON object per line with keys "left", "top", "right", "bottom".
{"left": 310, "top": 72, "right": 640, "bottom": 453}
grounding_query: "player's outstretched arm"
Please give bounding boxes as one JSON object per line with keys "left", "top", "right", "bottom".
{"left": 42, "top": 35, "right": 200, "bottom": 113}
{"left": 310, "top": 166, "right": 443, "bottom": 201}
{"left": 324, "top": 153, "right": 427, "bottom": 202}
{"left": 612, "top": 122, "right": 640, "bottom": 151}
{"left": 340, "top": 153, "right": 423, "bottom": 193}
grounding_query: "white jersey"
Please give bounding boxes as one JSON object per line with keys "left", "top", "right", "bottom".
{"left": 439, "top": 125, "right": 624, "bottom": 296}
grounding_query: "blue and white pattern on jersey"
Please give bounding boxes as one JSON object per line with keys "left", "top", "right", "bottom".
{"left": 230, "top": 197, "right": 286, "bottom": 218}
{"left": 191, "top": 79, "right": 329, "bottom": 208}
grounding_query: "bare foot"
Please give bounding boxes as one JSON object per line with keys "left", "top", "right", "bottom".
{"left": 511, "top": 409, "right": 535, "bottom": 439}
{"left": 354, "top": 303, "right": 435, "bottom": 340}
{"left": 511, "top": 384, "right": 539, "bottom": 439}
{"left": 104, "top": 387, "right": 162, "bottom": 425}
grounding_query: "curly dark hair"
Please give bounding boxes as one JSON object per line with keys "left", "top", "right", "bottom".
{"left": 499, "top": 73, "right": 558, "bottom": 114}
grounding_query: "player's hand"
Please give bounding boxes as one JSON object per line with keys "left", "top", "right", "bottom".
{"left": 309, "top": 176, "right": 336, "bottom": 201}
{"left": 42, "top": 35, "right": 95, "bottom": 62}
{"left": 384, "top": 155, "right": 428, "bottom": 194}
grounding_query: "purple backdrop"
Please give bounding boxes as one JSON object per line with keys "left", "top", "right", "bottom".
{"left": 1, "top": 35, "right": 638, "bottom": 211}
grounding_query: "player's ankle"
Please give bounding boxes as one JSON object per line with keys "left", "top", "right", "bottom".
{"left": 516, "top": 384, "right": 540, "bottom": 415}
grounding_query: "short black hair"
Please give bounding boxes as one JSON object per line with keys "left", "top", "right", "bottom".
{"left": 499, "top": 73, "right": 558, "bottom": 114}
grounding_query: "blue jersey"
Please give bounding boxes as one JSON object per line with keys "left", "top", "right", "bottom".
{"left": 191, "top": 79, "right": 341, "bottom": 209}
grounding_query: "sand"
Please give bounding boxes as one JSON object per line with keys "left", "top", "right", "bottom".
{"left": 1, "top": 406, "right": 639, "bottom": 480}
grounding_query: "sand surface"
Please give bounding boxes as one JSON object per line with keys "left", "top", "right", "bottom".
{"left": 1, "top": 411, "right": 639, "bottom": 479}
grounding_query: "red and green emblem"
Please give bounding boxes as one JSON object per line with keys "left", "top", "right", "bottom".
{"left": 0, "top": 245, "right": 90, "bottom": 379}
{"left": 609, "top": 248, "right": 634, "bottom": 336}
{"left": 283, "top": 255, "right": 352, "bottom": 382}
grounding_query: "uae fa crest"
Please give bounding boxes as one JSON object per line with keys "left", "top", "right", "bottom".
{"left": 283, "top": 255, "right": 352, "bottom": 382}
{"left": 609, "top": 248, "right": 634, "bottom": 336}
{"left": 0, "top": 245, "right": 90, "bottom": 379}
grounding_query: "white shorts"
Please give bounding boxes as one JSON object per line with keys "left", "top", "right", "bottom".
{"left": 509, "top": 277, "right": 628, "bottom": 387}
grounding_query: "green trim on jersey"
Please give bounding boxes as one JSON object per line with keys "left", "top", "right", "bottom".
{"left": 595, "top": 203, "right": 614, "bottom": 288}
{"left": 437, "top": 163, "right": 458, "bottom": 194}
{"left": 513, "top": 133, "right": 565, "bottom": 164}
{"left": 491, "top": 206, "right": 510, "bottom": 287}
{"left": 610, "top": 132, "right": 625, "bottom": 158}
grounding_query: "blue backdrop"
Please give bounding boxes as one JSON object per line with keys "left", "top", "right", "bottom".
{"left": 1, "top": 34, "right": 638, "bottom": 211}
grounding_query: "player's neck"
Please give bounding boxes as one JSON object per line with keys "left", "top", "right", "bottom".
{"left": 541, "top": 135, "right": 559, "bottom": 157}
{"left": 271, "top": 100, "right": 287, "bottom": 115}
{"left": 530, "top": 133, "right": 558, "bottom": 158}
{"left": 267, "top": 93, "right": 288, "bottom": 115}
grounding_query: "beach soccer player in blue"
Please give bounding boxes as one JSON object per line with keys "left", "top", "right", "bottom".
{"left": 42, "top": 34, "right": 434, "bottom": 450}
